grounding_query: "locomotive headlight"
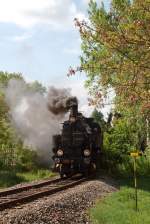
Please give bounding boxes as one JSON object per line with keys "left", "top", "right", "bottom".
{"left": 57, "top": 149, "right": 63, "bottom": 156}
{"left": 84, "top": 149, "right": 91, "bottom": 156}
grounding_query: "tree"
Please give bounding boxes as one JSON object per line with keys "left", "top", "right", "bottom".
{"left": 0, "top": 72, "right": 38, "bottom": 170}
{"left": 91, "top": 109, "right": 106, "bottom": 131}
{"left": 28, "top": 81, "right": 46, "bottom": 94}
{"left": 0, "top": 72, "right": 23, "bottom": 148}
{"left": 72, "top": 0, "right": 150, "bottom": 117}
{"left": 0, "top": 71, "right": 23, "bottom": 87}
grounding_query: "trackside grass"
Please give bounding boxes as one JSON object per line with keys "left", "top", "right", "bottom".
{"left": 17, "top": 169, "right": 56, "bottom": 182}
{"left": 90, "top": 177, "right": 150, "bottom": 224}
{"left": 0, "top": 169, "right": 56, "bottom": 188}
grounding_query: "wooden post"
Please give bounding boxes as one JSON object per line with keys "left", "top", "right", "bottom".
{"left": 130, "top": 151, "right": 142, "bottom": 211}
{"left": 133, "top": 157, "right": 138, "bottom": 211}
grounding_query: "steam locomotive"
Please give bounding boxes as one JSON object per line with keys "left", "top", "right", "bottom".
{"left": 52, "top": 97, "right": 103, "bottom": 178}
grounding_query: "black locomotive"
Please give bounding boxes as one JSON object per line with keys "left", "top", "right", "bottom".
{"left": 52, "top": 97, "right": 103, "bottom": 178}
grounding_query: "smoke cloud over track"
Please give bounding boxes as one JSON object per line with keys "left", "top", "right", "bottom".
{"left": 5, "top": 79, "right": 72, "bottom": 165}
{"left": 47, "top": 86, "right": 71, "bottom": 115}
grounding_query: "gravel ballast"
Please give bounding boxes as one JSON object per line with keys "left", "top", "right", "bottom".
{"left": 0, "top": 177, "right": 117, "bottom": 224}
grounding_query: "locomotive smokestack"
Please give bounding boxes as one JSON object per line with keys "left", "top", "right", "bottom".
{"left": 66, "top": 97, "right": 78, "bottom": 118}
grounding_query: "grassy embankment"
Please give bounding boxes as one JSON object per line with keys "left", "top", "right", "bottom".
{"left": 0, "top": 169, "right": 56, "bottom": 189}
{"left": 90, "top": 177, "right": 150, "bottom": 224}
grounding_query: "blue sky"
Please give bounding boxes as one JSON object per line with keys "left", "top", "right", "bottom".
{"left": 0, "top": 0, "right": 111, "bottom": 116}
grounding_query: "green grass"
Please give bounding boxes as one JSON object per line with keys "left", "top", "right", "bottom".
{"left": 0, "top": 169, "right": 56, "bottom": 189}
{"left": 17, "top": 169, "right": 56, "bottom": 182}
{"left": 90, "top": 177, "right": 150, "bottom": 224}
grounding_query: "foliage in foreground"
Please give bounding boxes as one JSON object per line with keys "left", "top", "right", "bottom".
{"left": 90, "top": 177, "right": 150, "bottom": 224}
{"left": 103, "top": 117, "right": 149, "bottom": 173}
{"left": 74, "top": 0, "right": 150, "bottom": 116}
{"left": 92, "top": 109, "right": 150, "bottom": 175}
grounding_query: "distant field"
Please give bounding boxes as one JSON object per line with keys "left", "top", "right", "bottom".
{"left": 90, "top": 177, "right": 150, "bottom": 224}
{"left": 0, "top": 169, "right": 56, "bottom": 189}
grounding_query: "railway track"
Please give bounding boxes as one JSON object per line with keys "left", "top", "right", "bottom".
{"left": 0, "top": 175, "right": 88, "bottom": 211}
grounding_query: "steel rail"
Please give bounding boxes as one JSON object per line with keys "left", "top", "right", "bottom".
{"left": 0, "top": 176, "right": 88, "bottom": 211}
{"left": 0, "top": 177, "right": 62, "bottom": 197}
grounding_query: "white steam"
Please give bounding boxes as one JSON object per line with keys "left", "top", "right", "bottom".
{"left": 5, "top": 79, "right": 71, "bottom": 165}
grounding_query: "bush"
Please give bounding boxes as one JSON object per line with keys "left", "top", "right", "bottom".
{"left": 15, "top": 147, "right": 38, "bottom": 172}
{"left": 101, "top": 117, "right": 149, "bottom": 176}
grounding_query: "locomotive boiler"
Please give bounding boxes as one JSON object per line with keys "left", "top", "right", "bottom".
{"left": 52, "top": 97, "right": 103, "bottom": 178}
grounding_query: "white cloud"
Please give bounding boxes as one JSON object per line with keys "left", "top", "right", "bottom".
{"left": 82, "top": 0, "right": 90, "bottom": 5}
{"left": 12, "top": 33, "right": 32, "bottom": 42}
{"left": 0, "top": 0, "right": 84, "bottom": 29}
{"left": 82, "top": 0, "right": 103, "bottom": 6}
